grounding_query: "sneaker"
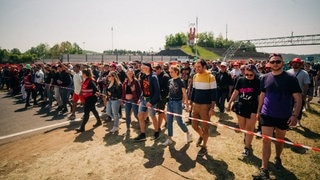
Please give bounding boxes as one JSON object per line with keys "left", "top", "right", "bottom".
{"left": 242, "top": 147, "right": 250, "bottom": 157}
{"left": 151, "top": 131, "right": 160, "bottom": 140}
{"left": 68, "top": 114, "right": 76, "bottom": 120}
{"left": 296, "top": 121, "right": 301, "bottom": 127}
{"left": 252, "top": 168, "right": 269, "bottom": 180}
{"left": 196, "top": 137, "right": 203, "bottom": 147}
{"left": 109, "top": 126, "right": 119, "bottom": 133}
{"left": 187, "top": 132, "right": 193, "bottom": 143}
{"left": 75, "top": 128, "right": 85, "bottom": 133}
{"left": 197, "top": 147, "right": 208, "bottom": 157}
{"left": 162, "top": 139, "right": 173, "bottom": 146}
{"left": 134, "top": 133, "right": 146, "bottom": 142}
{"left": 256, "top": 131, "right": 262, "bottom": 139}
{"left": 274, "top": 157, "right": 282, "bottom": 170}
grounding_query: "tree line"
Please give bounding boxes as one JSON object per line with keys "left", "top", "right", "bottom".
{"left": 0, "top": 41, "right": 83, "bottom": 64}
{"left": 165, "top": 32, "right": 256, "bottom": 51}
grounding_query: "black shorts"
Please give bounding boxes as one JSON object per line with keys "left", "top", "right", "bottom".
{"left": 233, "top": 102, "right": 258, "bottom": 119}
{"left": 260, "top": 114, "right": 289, "bottom": 130}
{"left": 156, "top": 98, "right": 167, "bottom": 113}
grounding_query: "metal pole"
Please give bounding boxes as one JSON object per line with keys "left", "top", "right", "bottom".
{"left": 111, "top": 27, "right": 114, "bottom": 53}
{"left": 195, "top": 17, "right": 198, "bottom": 58}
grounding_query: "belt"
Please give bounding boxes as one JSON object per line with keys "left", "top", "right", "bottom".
{"left": 108, "top": 97, "right": 118, "bottom": 100}
{"left": 142, "top": 96, "right": 151, "bottom": 101}
{"left": 169, "top": 98, "right": 182, "bottom": 101}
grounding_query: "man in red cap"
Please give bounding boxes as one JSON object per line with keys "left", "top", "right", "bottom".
{"left": 287, "top": 58, "right": 310, "bottom": 126}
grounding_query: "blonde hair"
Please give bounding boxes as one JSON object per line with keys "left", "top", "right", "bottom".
{"left": 170, "top": 65, "right": 180, "bottom": 76}
{"left": 108, "top": 71, "right": 121, "bottom": 86}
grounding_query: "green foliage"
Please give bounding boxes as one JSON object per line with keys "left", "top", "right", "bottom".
{"left": 165, "top": 32, "right": 256, "bottom": 51}
{"left": 165, "top": 33, "right": 187, "bottom": 49}
{"left": 0, "top": 41, "right": 83, "bottom": 63}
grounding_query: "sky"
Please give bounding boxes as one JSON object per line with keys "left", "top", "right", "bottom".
{"left": 0, "top": 0, "right": 320, "bottom": 55}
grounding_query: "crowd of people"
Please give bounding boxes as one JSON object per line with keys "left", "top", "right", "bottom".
{"left": 1, "top": 54, "right": 320, "bottom": 179}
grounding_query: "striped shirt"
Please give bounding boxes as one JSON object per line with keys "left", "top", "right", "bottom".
{"left": 191, "top": 70, "right": 217, "bottom": 104}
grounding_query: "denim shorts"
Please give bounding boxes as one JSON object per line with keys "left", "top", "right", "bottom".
{"left": 138, "top": 98, "right": 157, "bottom": 116}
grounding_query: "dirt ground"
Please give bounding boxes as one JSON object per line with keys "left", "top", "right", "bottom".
{"left": 0, "top": 100, "right": 320, "bottom": 179}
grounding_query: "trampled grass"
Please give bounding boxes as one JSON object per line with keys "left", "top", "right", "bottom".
{"left": 181, "top": 45, "right": 220, "bottom": 60}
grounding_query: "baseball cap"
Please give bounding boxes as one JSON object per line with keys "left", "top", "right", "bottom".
{"left": 220, "top": 62, "right": 227, "bottom": 67}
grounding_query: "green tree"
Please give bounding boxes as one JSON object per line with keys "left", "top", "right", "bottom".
{"left": 10, "top": 48, "right": 21, "bottom": 55}
{"left": 165, "top": 33, "right": 187, "bottom": 49}
{"left": 197, "top": 32, "right": 215, "bottom": 47}
{"left": 26, "top": 43, "right": 50, "bottom": 59}
{"left": 0, "top": 48, "right": 9, "bottom": 62}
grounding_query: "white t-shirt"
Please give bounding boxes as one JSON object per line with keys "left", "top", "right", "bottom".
{"left": 35, "top": 70, "right": 44, "bottom": 83}
{"left": 230, "top": 68, "right": 241, "bottom": 78}
{"left": 71, "top": 71, "right": 83, "bottom": 94}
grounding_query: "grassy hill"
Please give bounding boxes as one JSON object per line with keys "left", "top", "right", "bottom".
{"left": 180, "top": 45, "right": 220, "bottom": 60}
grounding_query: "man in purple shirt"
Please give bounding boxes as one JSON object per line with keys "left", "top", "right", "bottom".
{"left": 253, "top": 53, "right": 302, "bottom": 179}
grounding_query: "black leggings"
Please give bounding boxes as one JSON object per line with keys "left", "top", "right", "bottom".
{"left": 80, "top": 96, "right": 100, "bottom": 130}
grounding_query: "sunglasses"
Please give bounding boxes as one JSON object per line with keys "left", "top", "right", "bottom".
{"left": 269, "top": 60, "right": 282, "bottom": 64}
{"left": 245, "top": 74, "right": 254, "bottom": 77}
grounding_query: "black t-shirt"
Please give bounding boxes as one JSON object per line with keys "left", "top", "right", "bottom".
{"left": 44, "top": 71, "right": 54, "bottom": 84}
{"left": 307, "top": 69, "right": 317, "bottom": 87}
{"left": 234, "top": 77, "right": 260, "bottom": 105}
{"left": 168, "top": 78, "right": 184, "bottom": 100}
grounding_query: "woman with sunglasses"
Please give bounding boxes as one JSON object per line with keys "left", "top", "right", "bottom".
{"left": 105, "top": 71, "right": 122, "bottom": 133}
{"left": 227, "top": 64, "right": 260, "bottom": 157}
{"left": 162, "top": 65, "right": 192, "bottom": 146}
{"left": 121, "top": 68, "right": 141, "bottom": 133}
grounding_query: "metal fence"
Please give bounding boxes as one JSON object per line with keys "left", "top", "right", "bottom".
{"left": 35, "top": 54, "right": 189, "bottom": 64}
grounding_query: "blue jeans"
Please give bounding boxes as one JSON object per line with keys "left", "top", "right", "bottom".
{"left": 106, "top": 99, "right": 121, "bottom": 128}
{"left": 125, "top": 100, "right": 139, "bottom": 129}
{"left": 217, "top": 90, "right": 228, "bottom": 113}
{"left": 166, "top": 100, "right": 188, "bottom": 137}
{"left": 138, "top": 98, "right": 157, "bottom": 116}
